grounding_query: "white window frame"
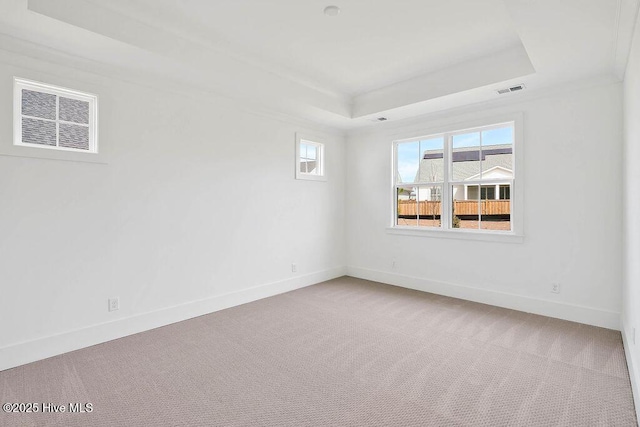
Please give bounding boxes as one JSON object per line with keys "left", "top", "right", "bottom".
{"left": 295, "top": 133, "right": 326, "bottom": 181}
{"left": 388, "top": 113, "right": 524, "bottom": 243}
{"left": 9, "top": 77, "right": 101, "bottom": 160}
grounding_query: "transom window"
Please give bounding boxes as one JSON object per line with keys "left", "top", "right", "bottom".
{"left": 14, "top": 78, "right": 98, "bottom": 153}
{"left": 393, "top": 120, "right": 517, "bottom": 234}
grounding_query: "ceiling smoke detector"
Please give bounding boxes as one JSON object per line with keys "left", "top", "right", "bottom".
{"left": 497, "top": 84, "right": 526, "bottom": 95}
{"left": 324, "top": 5, "right": 341, "bottom": 16}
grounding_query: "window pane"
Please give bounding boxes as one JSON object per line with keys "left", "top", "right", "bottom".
{"left": 482, "top": 126, "right": 513, "bottom": 145}
{"left": 59, "top": 123, "right": 89, "bottom": 150}
{"left": 499, "top": 184, "right": 511, "bottom": 200}
{"left": 300, "top": 159, "right": 318, "bottom": 174}
{"left": 481, "top": 184, "right": 511, "bottom": 231}
{"left": 418, "top": 137, "right": 444, "bottom": 183}
{"left": 22, "top": 89, "right": 56, "bottom": 120}
{"left": 417, "top": 185, "right": 441, "bottom": 228}
{"left": 481, "top": 126, "right": 513, "bottom": 179}
{"left": 452, "top": 186, "right": 480, "bottom": 229}
{"left": 481, "top": 185, "right": 496, "bottom": 200}
{"left": 59, "top": 97, "right": 90, "bottom": 124}
{"left": 452, "top": 132, "right": 480, "bottom": 181}
{"left": 306, "top": 144, "right": 317, "bottom": 160}
{"left": 396, "top": 141, "right": 420, "bottom": 184}
{"left": 307, "top": 159, "right": 318, "bottom": 174}
{"left": 300, "top": 143, "right": 308, "bottom": 159}
{"left": 467, "top": 185, "right": 479, "bottom": 200}
{"left": 22, "top": 118, "right": 56, "bottom": 146}
{"left": 396, "top": 187, "right": 417, "bottom": 226}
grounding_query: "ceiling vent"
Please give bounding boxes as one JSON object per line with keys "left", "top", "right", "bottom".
{"left": 497, "top": 84, "right": 525, "bottom": 95}
{"left": 369, "top": 117, "right": 389, "bottom": 123}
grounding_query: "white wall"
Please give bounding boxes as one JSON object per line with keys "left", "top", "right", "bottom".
{"left": 0, "top": 35, "right": 630, "bottom": 377}
{"left": 0, "top": 49, "right": 346, "bottom": 370}
{"left": 622, "top": 11, "right": 640, "bottom": 421}
{"left": 346, "top": 82, "right": 623, "bottom": 329}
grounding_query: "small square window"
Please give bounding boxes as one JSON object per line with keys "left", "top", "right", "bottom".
{"left": 295, "top": 134, "right": 325, "bottom": 181}
{"left": 14, "top": 78, "right": 98, "bottom": 153}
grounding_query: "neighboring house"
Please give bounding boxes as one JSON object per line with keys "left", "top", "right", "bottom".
{"left": 396, "top": 170, "right": 414, "bottom": 200}
{"left": 300, "top": 159, "right": 317, "bottom": 174}
{"left": 414, "top": 144, "right": 513, "bottom": 202}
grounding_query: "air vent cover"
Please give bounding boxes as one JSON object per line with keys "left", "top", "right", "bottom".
{"left": 497, "top": 84, "right": 525, "bottom": 95}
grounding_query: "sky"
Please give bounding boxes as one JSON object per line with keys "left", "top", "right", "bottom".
{"left": 300, "top": 142, "right": 317, "bottom": 160}
{"left": 397, "top": 126, "right": 512, "bottom": 183}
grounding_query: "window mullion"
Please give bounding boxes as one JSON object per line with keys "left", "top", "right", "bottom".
{"left": 55, "top": 95, "right": 59, "bottom": 148}
{"left": 57, "top": 119, "right": 89, "bottom": 127}
{"left": 478, "top": 128, "right": 483, "bottom": 229}
{"left": 510, "top": 179, "right": 514, "bottom": 231}
{"left": 416, "top": 143, "right": 421, "bottom": 227}
{"left": 451, "top": 178, "right": 510, "bottom": 186}
{"left": 414, "top": 186, "right": 419, "bottom": 227}
{"left": 20, "top": 115, "right": 57, "bottom": 123}
{"left": 394, "top": 186, "right": 398, "bottom": 226}
{"left": 393, "top": 144, "right": 398, "bottom": 226}
{"left": 442, "top": 133, "right": 451, "bottom": 229}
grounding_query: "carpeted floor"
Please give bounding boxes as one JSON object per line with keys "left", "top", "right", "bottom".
{"left": 0, "top": 276, "right": 637, "bottom": 426}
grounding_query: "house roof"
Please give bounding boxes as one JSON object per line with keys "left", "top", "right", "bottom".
{"left": 414, "top": 144, "right": 512, "bottom": 183}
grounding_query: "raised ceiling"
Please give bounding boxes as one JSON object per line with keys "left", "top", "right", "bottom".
{"left": 0, "top": 0, "right": 637, "bottom": 129}
{"left": 130, "top": 0, "right": 523, "bottom": 96}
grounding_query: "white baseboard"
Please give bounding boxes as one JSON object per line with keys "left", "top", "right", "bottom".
{"left": 347, "top": 266, "right": 620, "bottom": 330}
{"left": 621, "top": 320, "right": 640, "bottom": 424}
{"left": 0, "top": 266, "right": 347, "bottom": 372}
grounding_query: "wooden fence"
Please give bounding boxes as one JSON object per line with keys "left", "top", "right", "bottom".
{"left": 397, "top": 200, "right": 510, "bottom": 217}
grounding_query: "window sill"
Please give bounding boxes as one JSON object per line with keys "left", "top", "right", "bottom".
{"left": 0, "top": 144, "right": 108, "bottom": 164}
{"left": 386, "top": 226, "right": 524, "bottom": 244}
{"left": 295, "top": 173, "right": 327, "bottom": 182}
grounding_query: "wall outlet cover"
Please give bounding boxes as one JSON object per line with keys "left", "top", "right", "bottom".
{"left": 108, "top": 297, "right": 120, "bottom": 312}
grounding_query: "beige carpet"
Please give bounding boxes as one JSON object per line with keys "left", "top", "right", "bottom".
{"left": 0, "top": 276, "right": 636, "bottom": 426}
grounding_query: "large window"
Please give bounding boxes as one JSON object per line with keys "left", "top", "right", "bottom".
{"left": 393, "top": 119, "right": 520, "bottom": 236}
{"left": 14, "top": 78, "right": 98, "bottom": 153}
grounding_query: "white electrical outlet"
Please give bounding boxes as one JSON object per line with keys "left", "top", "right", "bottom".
{"left": 108, "top": 297, "right": 120, "bottom": 312}
{"left": 291, "top": 263, "right": 297, "bottom": 273}
{"left": 551, "top": 283, "right": 561, "bottom": 294}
